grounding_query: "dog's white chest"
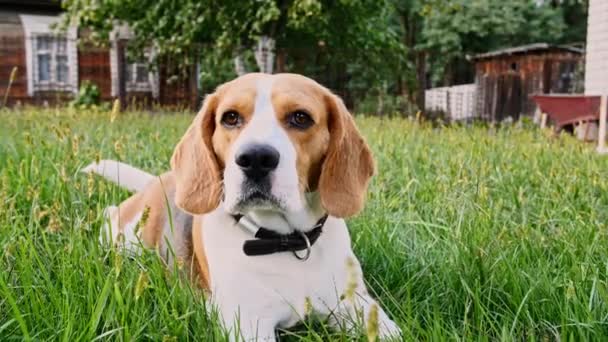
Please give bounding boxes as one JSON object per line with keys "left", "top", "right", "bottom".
{"left": 201, "top": 210, "right": 353, "bottom": 330}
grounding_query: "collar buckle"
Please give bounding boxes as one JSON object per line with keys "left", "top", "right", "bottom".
{"left": 292, "top": 230, "right": 312, "bottom": 261}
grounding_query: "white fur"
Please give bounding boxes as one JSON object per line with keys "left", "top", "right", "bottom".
{"left": 201, "top": 209, "right": 401, "bottom": 341}
{"left": 100, "top": 205, "right": 142, "bottom": 253}
{"left": 82, "top": 159, "right": 154, "bottom": 193}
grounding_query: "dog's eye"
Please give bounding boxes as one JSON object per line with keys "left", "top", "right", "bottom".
{"left": 221, "top": 111, "right": 242, "bottom": 128}
{"left": 288, "top": 110, "right": 314, "bottom": 129}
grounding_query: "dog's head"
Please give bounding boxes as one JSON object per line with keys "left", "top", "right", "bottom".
{"left": 171, "top": 73, "right": 374, "bottom": 228}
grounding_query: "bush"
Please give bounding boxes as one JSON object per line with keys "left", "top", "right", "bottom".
{"left": 70, "top": 81, "right": 101, "bottom": 109}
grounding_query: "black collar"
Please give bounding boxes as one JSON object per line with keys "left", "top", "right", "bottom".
{"left": 232, "top": 214, "right": 329, "bottom": 257}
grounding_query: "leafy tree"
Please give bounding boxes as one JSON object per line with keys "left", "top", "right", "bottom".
{"left": 546, "top": 0, "right": 588, "bottom": 44}
{"left": 391, "top": 0, "right": 584, "bottom": 109}
{"left": 61, "top": 0, "right": 403, "bottom": 83}
{"left": 61, "top": 0, "right": 587, "bottom": 114}
{"left": 421, "top": 0, "right": 566, "bottom": 83}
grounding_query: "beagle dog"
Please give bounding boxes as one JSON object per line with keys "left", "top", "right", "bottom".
{"left": 84, "top": 73, "right": 401, "bottom": 341}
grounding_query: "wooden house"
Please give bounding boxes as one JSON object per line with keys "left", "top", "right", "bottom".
{"left": 0, "top": 0, "right": 198, "bottom": 109}
{"left": 471, "top": 43, "right": 583, "bottom": 122}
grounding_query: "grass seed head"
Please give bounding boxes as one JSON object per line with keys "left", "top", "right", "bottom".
{"left": 71, "top": 134, "right": 80, "bottom": 156}
{"left": 366, "top": 303, "right": 379, "bottom": 342}
{"left": 343, "top": 257, "right": 358, "bottom": 302}
{"left": 175, "top": 256, "right": 185, "bottom": 270}
{"left": 114, "top": 252, "right": 123, "bottom": 275}
{"left": 304, "top": 296, "right": 313, "bottom": 316}
{"left": 23, "top": 132, "right": 33, "bottom": 146}
{"left": 87, "top": 174, "right": 95, "bottom": 198}
{"left": 36, "top": 208, "right": 49, "bottom": 220}
{"left": 135, "top": 271, "right": 149, "bottom": 300}
{"left": 48, "top": 216, "right": 61, "bottom": 233}
{"left": 8, "top": 66, "right": 17, "bottom": 83}
{"left": 4, "top": 242, "right": 15, "bottom": 260}
{"left": 114, "top": 137, "right": 125, "bottom": 159}
{"left": 566, "top": 280, "right": 576, "bottom": 301}
{"left": 134, "top": 205, "right": 151, "bottom": 236}
{"left": 110, "top": 99, "right": 120, "bottom": 123}
{"left": 26, "top": 185, "right": 39, "bottom": 201}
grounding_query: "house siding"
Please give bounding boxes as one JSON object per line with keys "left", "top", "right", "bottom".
{"left": 0, "top": 11, "right": 28, "bottom": 106}
{"left": 1, "top": 11, "right": 199, "bottom": 109}
{"left": 77, "top": 38, "right": 113, "bottom": 100}
{"left": 585, "top": 0, "right": 608, "bottom": 95}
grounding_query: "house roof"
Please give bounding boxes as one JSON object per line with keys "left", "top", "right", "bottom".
{"left": 471, "top": 43, "right": 584, "bottom": 60}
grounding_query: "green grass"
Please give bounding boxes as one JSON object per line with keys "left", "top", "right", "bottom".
{"left": 2, "top": 108, "right": 608, "bottom": 341}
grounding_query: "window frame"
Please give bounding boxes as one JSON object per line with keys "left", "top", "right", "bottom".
{"left": 125, "top": 55, "right": 153, "bottom": 93}
{"left": 33, "top": 34, "right": 70, "bottom": 88}
{"left": 19, "top": 14, "right": 78, "bottom": 96}
{"left": 109, "top": 37, "right": 159, "bottom": 98}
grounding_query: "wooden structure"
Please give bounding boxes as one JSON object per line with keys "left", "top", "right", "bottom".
{"left": 0, "top": 0, "right": 198, "bottom": 109}
{"left": 532, "top": 95, "right": 601, "bottom": 134}
{"left": 472, "top": 43, "right": 583, "bottom": 122}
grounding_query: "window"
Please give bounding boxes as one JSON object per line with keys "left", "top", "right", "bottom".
{"left": 34, "top": 35, "right": 70, "bottom": 88}
{"left": 108, "top": 25, "right": 158, "bottom": 97}
{"left": 125, "top": 60, "right": 152, "bottom": 92}
{"left": 110, "top": 41, "right": 159, "bottom": 97}
{"left": 19, "top": 14, "right": 78, "bottom": 95}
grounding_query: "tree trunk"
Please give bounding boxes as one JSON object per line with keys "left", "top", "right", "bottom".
{"left": 188, "top": 61, "right": 199, "bottom": 111}
{"left": 443, "top": 60, "right": 453, "bottom": 87}
{"left": 397, "top": 9, "right": 421, "bottom": 112}
{"left": 275, "top": 49, "right": 286, "bottom": 73}
{"left": 377, "top": 91, "right": 384, "bottom": 116}
{"left": 416, "top": 51, "right": 427, "bottom": 112}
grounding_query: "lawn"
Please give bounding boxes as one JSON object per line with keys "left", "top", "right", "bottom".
{"left": 2, "top": 108, "right": 608, "bottom": 341}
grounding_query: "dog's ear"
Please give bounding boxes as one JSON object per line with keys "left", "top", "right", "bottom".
{"left": 318, "top": 93, "right": 375, "bottom": 218}
{"left": 171, "top": 94, "right": 222, "bottom": 215}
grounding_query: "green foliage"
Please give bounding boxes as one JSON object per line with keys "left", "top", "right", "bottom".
{"left": 60, "top": 0, "right": 405, "bottom": 101}
{"left": 70, "top": 81, "right": 102, "bottom": 109}
{"left": 418, "top": 0, "right": 568, "bottom": 84}
{"left": 355, "top": 92, "right": 416, "bottom": 116}
{"left": 60, "top": 0, "right": 400, "bottom": 63}
{"left": 390, "top": 0, "right": 586, "bottom": 93}
{"left": 59, "top": 0, "right": 587, "bottom": 110}
{"left": 197, "top": 49, "right": 238, "bottom": 93}
{"left": 2, "top": 109, "right": 608, "bottom": 340}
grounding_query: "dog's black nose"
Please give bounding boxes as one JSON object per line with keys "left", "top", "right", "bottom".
{"left": 235, "top": 144, "right": 280, "bottom": 180}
